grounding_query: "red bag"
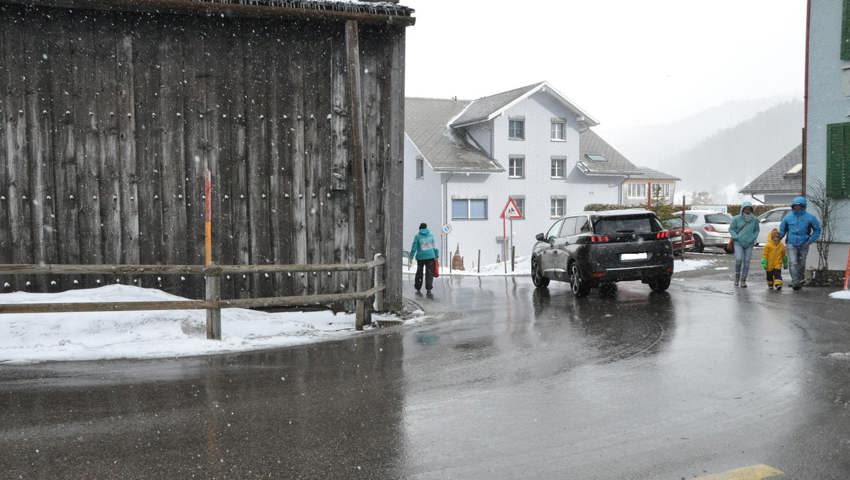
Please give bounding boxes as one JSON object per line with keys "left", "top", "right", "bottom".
{"left": 433, "top": 258, "right": 440, "bottom": 278}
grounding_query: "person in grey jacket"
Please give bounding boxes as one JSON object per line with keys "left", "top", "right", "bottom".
{"left": 729, "top": 201, "right": 760, "bottom": 288}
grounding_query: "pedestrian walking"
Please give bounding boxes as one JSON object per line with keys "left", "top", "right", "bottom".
{"left": 729, "top": 200, "right": 760, "bottom": 288}
{"left": 409, "top": 223, "right": 439, "bottom": 298}
{"left": 761, "top": 228, "right": 788, "bottom": 290}
{"left": 779, "top": 196, "right": 821, "bottom": 291}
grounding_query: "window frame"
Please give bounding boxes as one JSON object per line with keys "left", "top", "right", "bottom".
{"left": 627, "top": 183, "right": 647, "bottom": 199}
{"left": 451, "top": 198, "right": 489, "bottom": 221}
{"left": 550, "top": 196, "right": 566, "bottom": 219}
{"left": 550, "top": 157, "right": 567, "bottom": 179}
{"left": 415, "top": 157, "right": 424, "bottom": 180}
{"left": 508, "top": 155, "right": 525, "bottom": 179}
{"left": 508, "top": 117, "right": 526, "bottom": 141}
{"left": 550, "top": 118, "right": 567, "bottom": 142}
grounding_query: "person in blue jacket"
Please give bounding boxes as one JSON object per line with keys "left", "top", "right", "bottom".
{"left": 409, "top": 223, "right": 439, "bottom": 297}
{"left": 779, "top": 196, "right": 821, "bottom": 290}
{"left": 729, "top": 200, "right": 760, "bottom": 288}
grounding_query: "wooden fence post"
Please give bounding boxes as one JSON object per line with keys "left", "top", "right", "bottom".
{"left": 355, "top": 258, "right": 367, "bottom": 330}
{"left": 373, "top": 253, "right": 385, "bottom": 312}
{"left": 205, "top": 265, "right": 222, "bottom": 340}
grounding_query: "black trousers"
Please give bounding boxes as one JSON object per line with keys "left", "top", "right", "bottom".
{"left": 766, "top": 269, "right": 783, "bottom": 286}
{"left": 415, "top": 259, "right": 435, "bottom": 291}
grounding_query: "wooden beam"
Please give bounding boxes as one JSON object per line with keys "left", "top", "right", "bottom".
{"left": 0, "top": 0, "right": 416, "bottom": 26}
{"left": 0, "top": 300, "right": 210, "bottom": 314}
{"left": 345, "top": 20, "right": 368, "bottom": 262}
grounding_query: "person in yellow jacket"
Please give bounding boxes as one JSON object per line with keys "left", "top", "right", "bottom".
{"left": 761, "top": 229, "right": 788, "bottom": 290}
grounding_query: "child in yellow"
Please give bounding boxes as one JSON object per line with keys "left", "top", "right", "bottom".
{"left": 761, "top": 228, "right": 788, "bottom": 290}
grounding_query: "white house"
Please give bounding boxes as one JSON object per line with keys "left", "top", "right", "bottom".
{"left": 805, "top": 1, "right": 850, "bottom": 270}
{"left": 403, "top": 82, "right": 678, "bottom": 270}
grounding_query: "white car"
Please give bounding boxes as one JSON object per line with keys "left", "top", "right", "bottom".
{"left": 756, "top": 207, "right": 791, "bottom": 245}
{"left": 675, "top": 210, "right": 734, "bottom": 253}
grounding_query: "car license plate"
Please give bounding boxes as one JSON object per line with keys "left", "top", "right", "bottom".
{"left": 621, "top": 253, "right": 648, "bottom": 261}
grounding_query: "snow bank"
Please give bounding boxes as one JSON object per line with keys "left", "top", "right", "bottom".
{"left": 829, "top": 290, "right": 850, "bottom": 301}
{"left": 403, "top": 256, "right": 532, "bottom": 277}
{"left": 673, "top": 259, "right": 715, "bottom": 273}
{"left": 0, "top": 285, "right": 409, "bottom": 364}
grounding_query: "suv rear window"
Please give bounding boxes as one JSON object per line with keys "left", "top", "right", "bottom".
{"left": 594, "top": 216, "right": 661, "bottom": 235}
{"left": 704, "top": 213, "right": 732, "bottom": 224}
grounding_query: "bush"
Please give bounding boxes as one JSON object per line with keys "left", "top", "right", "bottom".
{"left": 583, "top": 203, "right": 677, "bottom": 221}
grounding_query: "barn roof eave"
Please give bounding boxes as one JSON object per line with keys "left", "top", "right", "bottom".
{"left": 1, "top": 0, "right": 417, "bottom": 26}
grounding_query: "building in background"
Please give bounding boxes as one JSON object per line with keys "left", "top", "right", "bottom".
{"left": 404, "top": 82, "right": 677, "bottom": 269}
{"left": 805, "top": 0, "right": 850, "bottom": 270}
{"left": 739, "top": 145, "right": 803, "bottom": 206}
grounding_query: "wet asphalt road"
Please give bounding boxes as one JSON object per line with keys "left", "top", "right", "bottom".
{"left": 2, "top": 254, "right": 850, "bottom": 479}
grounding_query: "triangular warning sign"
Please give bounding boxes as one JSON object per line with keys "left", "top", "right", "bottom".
{"left": 500, "top": 197, "right": 523, "bottom": 220}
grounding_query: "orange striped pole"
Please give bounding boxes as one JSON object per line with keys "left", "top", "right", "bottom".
{"left": 843, "top": 246, "right": 850, "bottom": 290}
{"left": 204, "top": 169, "right": 213, "bottom": 267}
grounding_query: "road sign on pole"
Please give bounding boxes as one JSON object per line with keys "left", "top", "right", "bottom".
{"left": 501, "top": 198, "right": 523, "bottom": 272}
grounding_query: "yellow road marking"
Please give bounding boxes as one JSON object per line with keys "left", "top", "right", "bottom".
{"left": 694, "top": 464, "right": 784, "bottom": 480}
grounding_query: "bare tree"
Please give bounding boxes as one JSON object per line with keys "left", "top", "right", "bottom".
{"left": 807, "top": 179, "right": 846, "bottom": 271}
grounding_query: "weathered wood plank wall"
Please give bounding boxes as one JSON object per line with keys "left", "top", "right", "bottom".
{"left": 0, "top": 4, "right": 405, "bottom": 309}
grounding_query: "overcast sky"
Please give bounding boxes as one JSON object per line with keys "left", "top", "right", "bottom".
{"left": 404, "top": 0, "right": 806, "bottom": 131}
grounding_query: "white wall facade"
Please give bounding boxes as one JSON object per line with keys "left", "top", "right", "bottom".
{"left": 402, "top": 135, "right": 443, "bottom": 261}
{"left": 806, "top": 0, "right": 850, "bottom": 270}
{"left": 442, "top": 91, "right": 620, "bottom": 269}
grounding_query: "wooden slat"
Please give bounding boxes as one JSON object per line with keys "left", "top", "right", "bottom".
{"left": 220, "top": 286, "right": 384, "bottom": 309}
{"left": 0, "top": 22, "right": 12, "bottom": 289}
{"left": 0, "top": 264, "right": 207, "bottom": 275}
{"left": 289, "top": 29, "right": 309, "bottom": 296}
{"left": 0, "top": 300, "right": 210, "bottom": 314}
{"left": 384, "top": 28, "right": 406, "bottom": 310}
{"left": 117, "top": 30, "right": 140, "bottom": 271}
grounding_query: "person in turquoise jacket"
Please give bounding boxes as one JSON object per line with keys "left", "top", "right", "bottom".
{"left": 409, "top": 223, "right": 439, "bottom": 297}
{"left": 779, "top": 196, "right": 821, "bottom": 290}
{"left": 729, "top": 200, "right": 760, "bottom": 288}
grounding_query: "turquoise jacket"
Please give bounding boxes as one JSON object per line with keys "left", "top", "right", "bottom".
{"left": 730, "top": 213, "right": 760, "bottom": 247}
{"left": 410, "top": 228, "right": 439, "bottom": 261}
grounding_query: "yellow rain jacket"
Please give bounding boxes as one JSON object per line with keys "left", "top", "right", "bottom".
{"left": 762, "top": 230, "right": 787, "bottom": 271}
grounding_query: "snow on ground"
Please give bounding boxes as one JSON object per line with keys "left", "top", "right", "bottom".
{"left": 0, "top": 285, "right": 414, "bottom": 364}
{"left": 674, "top": 258, "right": 716, "bottom": 273}
{"left": 402, "top": 256, "right": 532, "bottom": 277}
{"left": 830, "top": 290, "right": 850, "bottom": 301}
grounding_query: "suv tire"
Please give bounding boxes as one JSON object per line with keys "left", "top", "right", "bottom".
{"left": 532, "top": 259, "right": 550, "bottom": 288}
{"left": 649, "top": 274, "right": 672, "bottom": 292}
{"left": 570, "top": 262, "right": 591, "bottom": 297}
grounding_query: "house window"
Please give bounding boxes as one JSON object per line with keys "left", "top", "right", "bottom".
{"left": 509, "top": 117, "right": 525, "bottom": 140}
{"left": 510, "top": 196, "right": 525, "bottom": 219}
{"left": 627, "top": 183, "right": 647, "bottom": 198}
{"left": 415, "top": 157, "right": 424, "bottom": 179}
{"left": 551, "top": 157, "right": 566, "bottom": 179}
{"left": 508, "top": 156, "right": 525, "bottom": 178}
{"left": 827, "top": 122, "right": 850, "bottom": 198}
{"left": 652, "top": 183, "right": 671, "bottom": 198}
{"left": 551, "top": 119, "right": 566, "bottom": 141}
{"left": 452, "top": 198, "right": 488, "bottom": 220}
{"left": 550, "top": 197, "right": 566, "bottom": 218}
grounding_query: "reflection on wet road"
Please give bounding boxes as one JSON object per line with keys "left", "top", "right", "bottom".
{"left": 2, "top": 270, "right": 850, "bottom": 479}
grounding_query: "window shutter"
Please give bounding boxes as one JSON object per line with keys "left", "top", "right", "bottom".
{"left": 827, "top": 122, "right": 850, "bottom": 198}
{"left": 843, "top": 0, "right": 850, "bottom": 60}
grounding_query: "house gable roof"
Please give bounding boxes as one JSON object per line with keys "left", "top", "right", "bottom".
{"left": 577, "top": 130, "right": 679, "bottom": 180}
{"left": 449, "top": 81, "right": 599, "bottom": 128}
{"left": 405, "top": 97, "right": 504, "bottom": 173}
{"left": 740, "top": 144, "right": 803, "bottom": 195}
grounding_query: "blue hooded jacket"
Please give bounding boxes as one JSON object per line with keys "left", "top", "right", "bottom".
{"left": 779, "top": 196, "right": 821, "bottom": 247}
{"left": 729, "top": 200, "right": 760, "bottom": 247}
{"left": 410, "top": 228, "right": 439, "bottom": 261}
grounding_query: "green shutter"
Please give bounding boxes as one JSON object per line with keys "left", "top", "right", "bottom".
{"left": 827, "top": 122, "right": 850, "bottom": 198}
{"left": 843, "top": 0, "right": 850, "bottom": 60}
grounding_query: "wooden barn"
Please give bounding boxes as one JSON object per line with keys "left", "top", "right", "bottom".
{"left": 0, "top": 0, "right": 412, "bottom": 309}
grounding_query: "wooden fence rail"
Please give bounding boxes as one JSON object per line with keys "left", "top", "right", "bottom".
{"left": 0, "top": 254, "right": 387, "bottom": 337}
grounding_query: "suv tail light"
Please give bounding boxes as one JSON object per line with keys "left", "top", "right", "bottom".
{"left": 591, "top": 235, "right": 610, "bottom": 243}
{"left": 703, "top": 225, "right": 716, "bottom": 232}
{"left": 655, "top": 231, "right": 670, "bottom": 239}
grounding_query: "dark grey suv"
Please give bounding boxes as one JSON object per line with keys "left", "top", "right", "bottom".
{"left": 531, "top": 209, "right": 675, "bottom": 297}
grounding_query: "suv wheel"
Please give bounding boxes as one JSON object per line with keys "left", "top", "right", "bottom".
{"left": 570, "top": 262, "right": 591, "bottom": 297}
{"left": 694, "top": 235, "right": 705, "bottom": 253}
{"left": 649, "top": 274, "right": 672, "bottom": 292}
{"left": 532, "top": 258, "right": 550, "bottom": 288}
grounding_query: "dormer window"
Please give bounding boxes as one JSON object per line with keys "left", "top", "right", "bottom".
{"left": 509, "top": 117, "right": 525, "bottom": 140}
{"left": 585, "top": 154, "right": 607, "bottom": 162}
{"left": 785, "top": 163, "right": 803, "bottom": 176}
